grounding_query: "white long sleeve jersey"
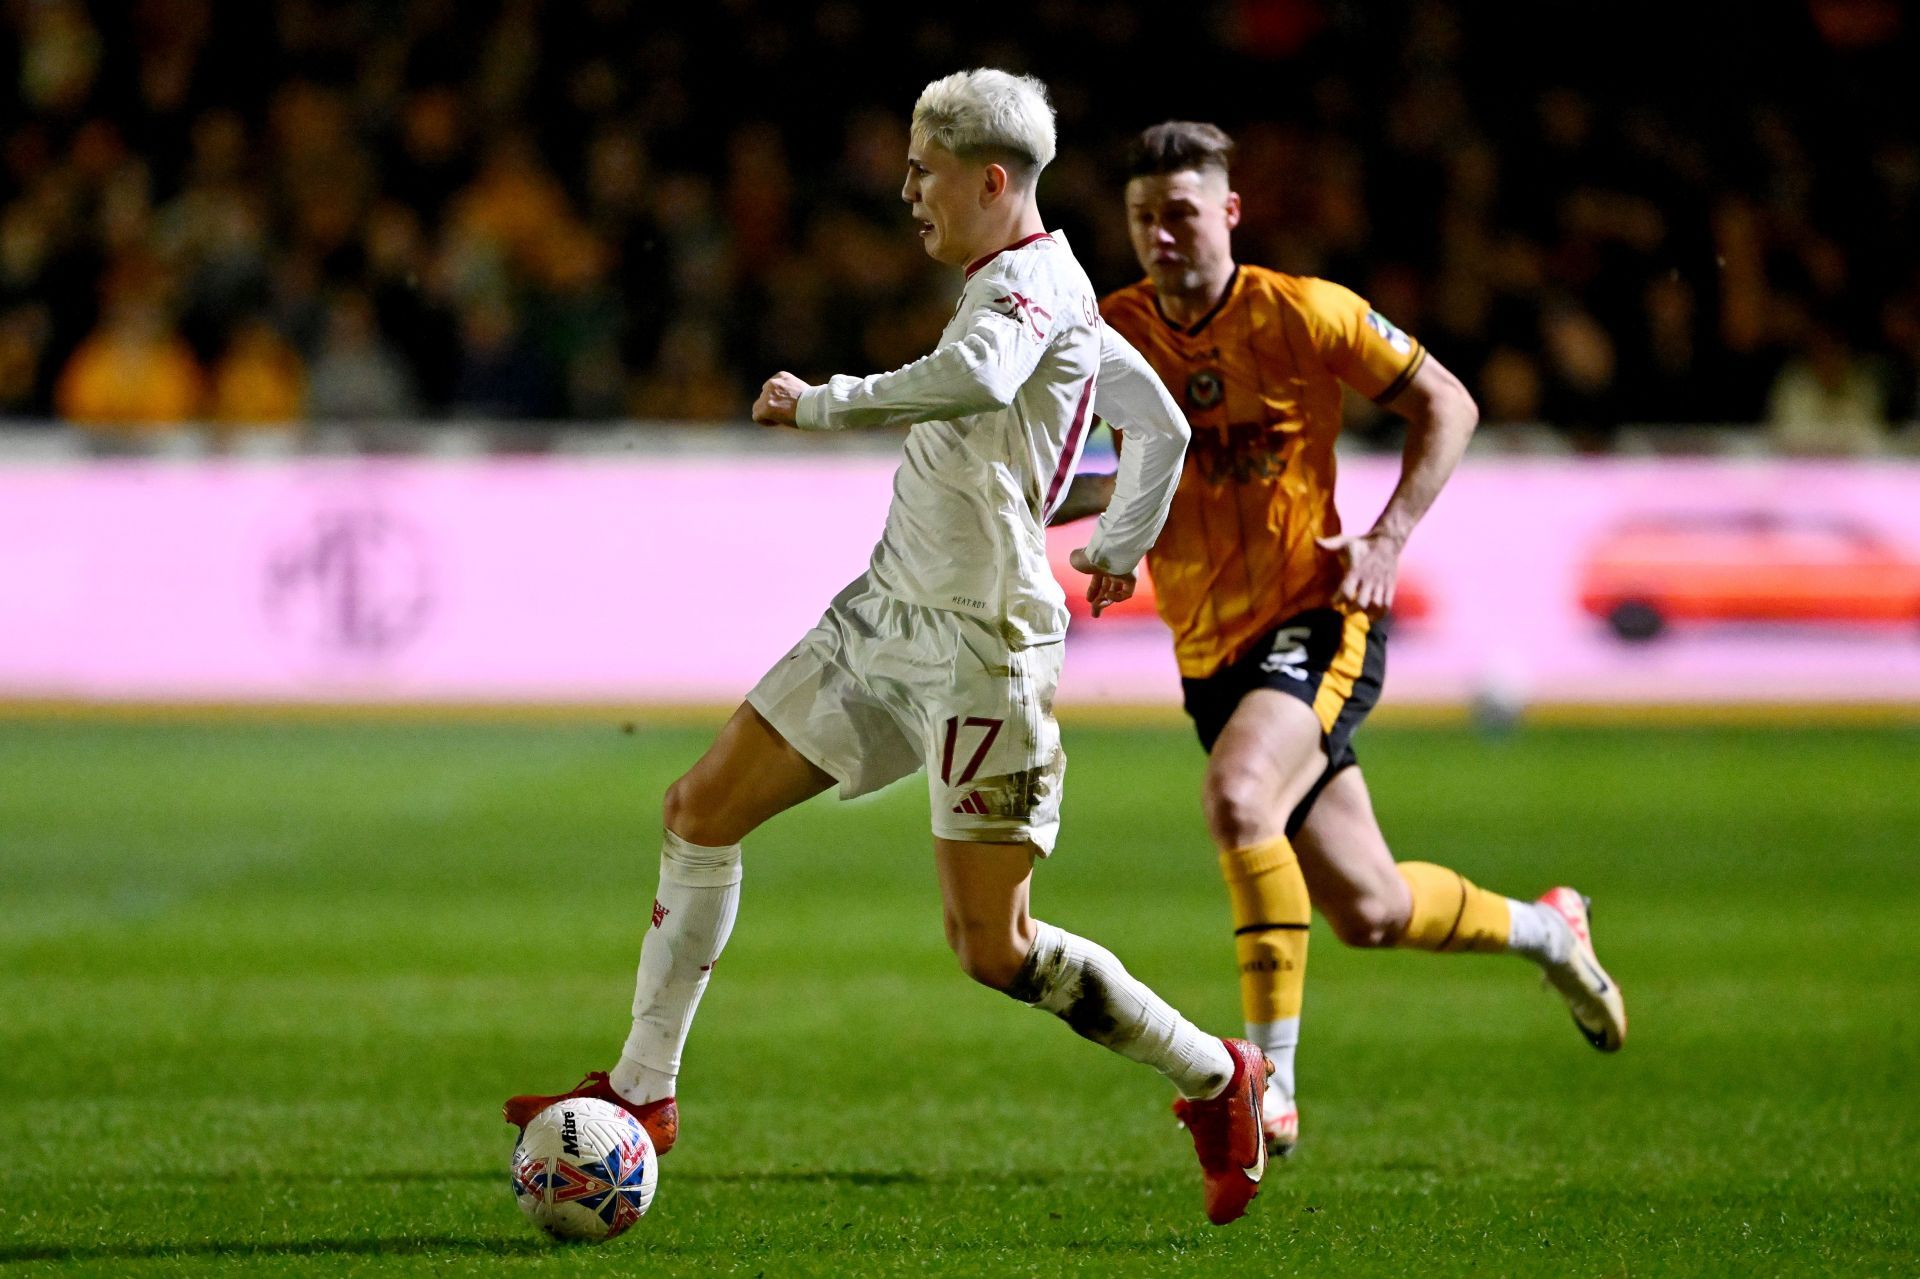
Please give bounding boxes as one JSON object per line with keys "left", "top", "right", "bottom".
{"left": 795, "top": 230, "right": 1190, "bottom": 647}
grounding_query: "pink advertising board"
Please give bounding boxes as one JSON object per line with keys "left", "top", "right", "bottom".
{"left": 2, "top": 455, "right": 1918, "bottom": 708}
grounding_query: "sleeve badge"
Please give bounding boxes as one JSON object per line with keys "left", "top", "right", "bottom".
{"left": 1365, "top": 310, "right": 1414, "bottom": 355}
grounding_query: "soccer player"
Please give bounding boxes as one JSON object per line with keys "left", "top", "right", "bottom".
{"left": 508, "top": 75, "right": 1275, "bottom": 1226}
{"left": 1054, "top": 121, "right": 1627, "bottom": 1158}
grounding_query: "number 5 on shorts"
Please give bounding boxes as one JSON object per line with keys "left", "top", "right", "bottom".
{"left": 940, "top": 716, "right": 1004, "bottom": 785}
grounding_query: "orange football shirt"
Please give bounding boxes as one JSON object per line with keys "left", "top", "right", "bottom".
{"left": 1101, "top": 265, "right": 1424, "bottom": 678}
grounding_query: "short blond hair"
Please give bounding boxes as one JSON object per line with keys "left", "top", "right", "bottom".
{"left": 911, "top": 68, "right": 1056, "bottom": 181}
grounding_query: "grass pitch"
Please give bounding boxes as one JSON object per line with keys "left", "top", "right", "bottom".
{"left": 1, "top": 718, "right": 1916, "bottom": 1277}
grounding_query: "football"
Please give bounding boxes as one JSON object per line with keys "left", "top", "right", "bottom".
{"left": 510, "top": 1098, "right": 659, "bottom": 1243}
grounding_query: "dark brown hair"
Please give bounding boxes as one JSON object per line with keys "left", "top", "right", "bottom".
{"left": 1125, "top": 121, "right": 1235, "bottom": 179}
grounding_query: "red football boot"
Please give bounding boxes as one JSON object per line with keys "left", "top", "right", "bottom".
{"left": 503, "top": 1071, "right": 678, "bottom": 1156}
{"left": 1170, "top": 1039, "right": 1273, "bottom": 1225}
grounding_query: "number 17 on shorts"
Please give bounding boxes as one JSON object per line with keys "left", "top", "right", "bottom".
{"left": 926, "top": 649, "right": 1067, "bottom": 856}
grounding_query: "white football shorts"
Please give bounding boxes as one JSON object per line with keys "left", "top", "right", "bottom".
{"left": 746, "top": 575, "right": 1066, "bottom": 855}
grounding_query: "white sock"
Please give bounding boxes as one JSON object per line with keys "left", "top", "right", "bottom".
{"left": 1010, "top": 921, "right": 1235, "bottom": 1100}
{"left": 1505, "top": 898, "right": 1571, "bottom": 966}
{"left": 612, "top": 830, "right": 742, "bottom": 1105}
{"left": 1246, "top": 1017, "right": 1299, "bottom": 1103}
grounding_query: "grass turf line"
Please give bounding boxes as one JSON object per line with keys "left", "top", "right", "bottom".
{"left": 1, "top": 721, "right": 1916, "bottom": 1276}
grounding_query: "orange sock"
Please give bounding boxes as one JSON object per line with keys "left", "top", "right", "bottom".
{"left": 1395, "top": 861, "right": 1510, "bottom": 953}
{"left": 1220, "top": 836, "right": 1312, "bottom": 1022}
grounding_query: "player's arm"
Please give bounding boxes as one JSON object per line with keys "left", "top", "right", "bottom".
{"left": 1047, "top": 465, "right": 1115, "bottom": 526}
{"left": 753, "top": 282, "right": 1049, "bottom": 430}
{"left": 1067, "top": 327, "right": 1189, "bottom": 615}
{"left": 1318, "top": 353, "right": 1478, "bottom": 617}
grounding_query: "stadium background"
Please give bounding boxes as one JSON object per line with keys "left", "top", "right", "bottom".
{"left": 3, "top": 3, "right": 1917, "bottom": 1276}
{"left": 1, "top": 0, "right": 1918, "bottom": 444}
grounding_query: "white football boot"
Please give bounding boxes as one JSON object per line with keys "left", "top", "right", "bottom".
{"left": 1537, "top": 887, "right": 1627, "bottom": 1052}
{"left": 1262, "top": 1082, "right": 1299, "bottom": 1160}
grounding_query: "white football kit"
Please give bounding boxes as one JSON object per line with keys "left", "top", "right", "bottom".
{"left": 747, "top": 230, "right": 1189, "bottom": 853}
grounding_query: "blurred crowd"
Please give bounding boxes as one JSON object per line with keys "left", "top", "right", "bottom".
{"left": 2, "top": 0, "right": 1918, "bottom": 452}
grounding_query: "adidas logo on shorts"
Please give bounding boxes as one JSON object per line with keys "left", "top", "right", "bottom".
{"left": 952, "top": 790, "right": 991, "bottom": 816}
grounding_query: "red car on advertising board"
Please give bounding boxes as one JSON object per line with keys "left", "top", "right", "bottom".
{"left": 1579, "top": 512, "right": 1920, "bottom": 641}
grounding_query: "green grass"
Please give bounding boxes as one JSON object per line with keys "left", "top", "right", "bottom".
{"left": 2, "top": 719, "right": 1917, "bottom": 1276}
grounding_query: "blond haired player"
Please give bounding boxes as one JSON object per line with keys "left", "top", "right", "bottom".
{"left": 1056, "top": 121, "right": 1627, "bottom": 1158}
{"left": 509, "top": 78, "right": 1276, "bottom": 1226}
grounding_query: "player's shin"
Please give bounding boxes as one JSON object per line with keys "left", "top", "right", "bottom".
{"left": 1009, "top": 921, "right": 1236, "bottom": 1100}
{"left": 1394, "top": 860, "right": 1518, "bottom": 954}
{"left": 612, "top": 831, "right": 743, "bottom": 1105}
{"left": 1221, "top": 838, "right": 1310, "bottom": 1102}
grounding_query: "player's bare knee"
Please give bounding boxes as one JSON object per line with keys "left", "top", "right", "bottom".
{"left": 1203, "top": 768, "right": 1279, "bottom": 849}
{"left": 950, "top": 926, "right": 1027, "bottom": 991}
{"left": 660, "top": 774, "right": 694, "bottom": 831}
{"left": 1326, "top": 893, "right": 1405, "bottom": 948}
{"left": 954, "top": 940, "right": 1025, "bottom": 991}
{"left": 661, "top": 774, "right": 728, "bottom": 846}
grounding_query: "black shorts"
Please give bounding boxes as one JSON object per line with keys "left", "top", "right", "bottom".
{"left": 1181, "top": 607, "right": 1388, "bottom": 837}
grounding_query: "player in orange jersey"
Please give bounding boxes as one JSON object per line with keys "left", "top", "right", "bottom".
{"left": 1056, "top": 122, "right": 1626, "bottom": 1158}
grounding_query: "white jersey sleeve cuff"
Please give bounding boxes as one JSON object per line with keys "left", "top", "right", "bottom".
{"left": 795, "top": 384, "right": 830, "bottom": 430}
